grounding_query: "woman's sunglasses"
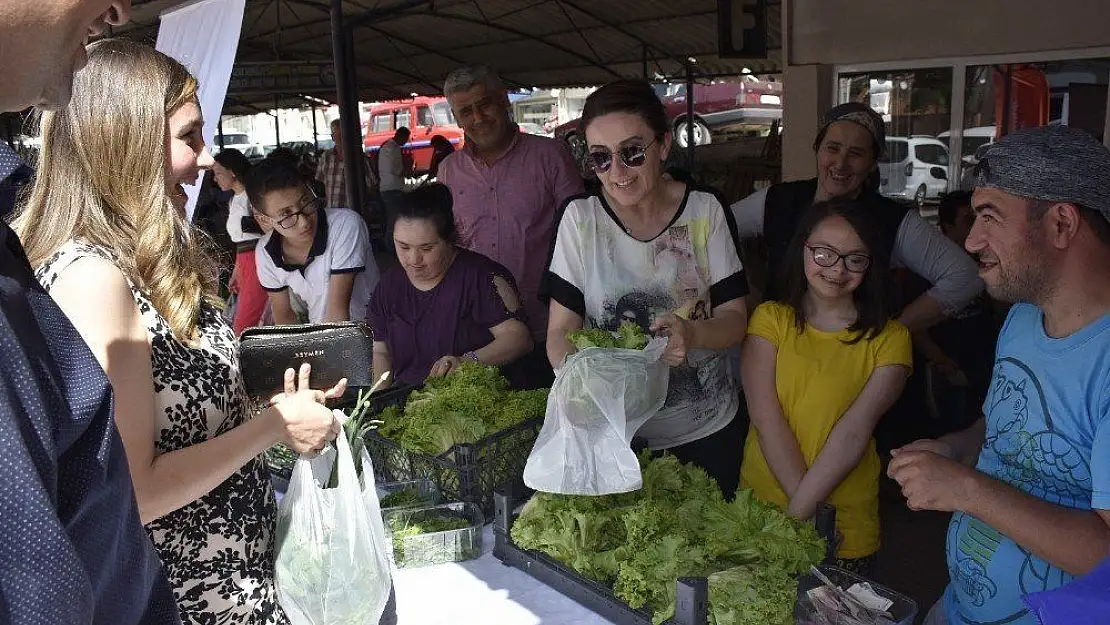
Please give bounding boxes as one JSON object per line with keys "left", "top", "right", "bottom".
{"left": 586, "top": 139, "right": 657, "bottom": 174}
{"left": 806, "top": 243, "right": 871, "bottom": 273}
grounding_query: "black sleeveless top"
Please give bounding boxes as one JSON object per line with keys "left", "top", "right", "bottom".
{"left": 762, "top": 178, "right": 908, "bottom": 301}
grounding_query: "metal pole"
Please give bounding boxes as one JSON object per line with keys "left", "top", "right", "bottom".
{"left": 274, "top": 96, "right": 282, "bottom": 147}
{"left": 685, "top": 62, "right": 695, "bottom": 172}
{"left": 332, "top": 0, "right": 366, "bottom": 213}
{"left": 311, "top": 107, "right": 319, "bottom": 152}
{"left": 344, "top": 25, "right": 367, "bottom": 211}
{"left": 1000, "top": 64, "right": 1013, "bottom": 137}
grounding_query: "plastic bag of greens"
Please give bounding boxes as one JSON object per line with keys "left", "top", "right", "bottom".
{"left": 275, "top": 411, "right": 392, "bottom": 625}
{"left": 524, "top": 337, "right": 669, "bottom": 495}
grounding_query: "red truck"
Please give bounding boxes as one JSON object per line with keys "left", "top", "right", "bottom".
{"left": 362, "top": 96, "right": 465, "bottom": 174}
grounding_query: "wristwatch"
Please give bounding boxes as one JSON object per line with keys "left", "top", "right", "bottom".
{"left": 462, "top": 351, "right": 480, "bottom": 363}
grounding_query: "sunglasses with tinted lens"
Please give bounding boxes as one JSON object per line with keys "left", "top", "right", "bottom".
{"left": 807, "top": 244, "right": 872, "bottom": 273}
{"left": 587, "top": 139, "right": 657, "bottom": 174}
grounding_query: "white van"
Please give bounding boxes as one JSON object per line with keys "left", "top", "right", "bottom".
{"left": 937, "top": 126, "right": 997, "bottom": 163}
{"left": 937, "top": 126, "right": 997, "bottom": 190}
{"left": 879, "top": 136, "right": 951, "bottom": 206}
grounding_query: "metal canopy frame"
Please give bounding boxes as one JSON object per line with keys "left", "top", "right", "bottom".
{"left": 120, "top": 0, "right": 781, "bottom": 114}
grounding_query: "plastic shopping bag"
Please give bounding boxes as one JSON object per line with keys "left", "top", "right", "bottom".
{"left": 275, "top": 415, "right": 392, "bottom": 625}
{"left": 222, "top": 293, "right": 238, "bottom": 326}
{"left": 524, "top": 337, "right": 669, "bottom": 495}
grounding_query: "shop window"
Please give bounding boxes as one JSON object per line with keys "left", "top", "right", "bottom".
{"left": 956, "top": 59, "right": 1110, "bottom": 189}
{"left": 838, "top": 68, "right": 954, "bottom": 139}
{"left": 838, "top": 68, "right": 954, "bottom": 202}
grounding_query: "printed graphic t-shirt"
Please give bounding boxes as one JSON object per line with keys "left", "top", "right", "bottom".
{"left": 545, "top": 186, "right": 748, "bottom": 448}
{"left": 944, "top": 303, "right": 1110, "bottom": 625}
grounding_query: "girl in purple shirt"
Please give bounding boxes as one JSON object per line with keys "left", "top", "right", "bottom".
{"left": 367, "top": 184, "right": 535, "bottom": 388}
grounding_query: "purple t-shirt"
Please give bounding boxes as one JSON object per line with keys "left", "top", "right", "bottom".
{"left": 367, "top": 248, "right": 526, "bottom": 386}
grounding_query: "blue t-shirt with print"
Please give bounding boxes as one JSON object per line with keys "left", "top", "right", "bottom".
{"left": 944, "top": 303, "right": 1110, "bottom": 624}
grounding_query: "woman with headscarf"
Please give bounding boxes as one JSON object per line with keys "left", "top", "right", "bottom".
{"left": 731, "top": 103, "right": 983, "bottom": 332}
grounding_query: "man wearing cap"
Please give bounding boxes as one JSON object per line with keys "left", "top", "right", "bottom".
{"left": 889, "top": 125, "right": 1110, "bottom": 625}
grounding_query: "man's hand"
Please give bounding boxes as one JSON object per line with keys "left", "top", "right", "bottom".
{"left": 892, "top": 438, "right": 956, "bottom": 460}
{"left": 887, "top": 449, "right": 980, "bottom": 512}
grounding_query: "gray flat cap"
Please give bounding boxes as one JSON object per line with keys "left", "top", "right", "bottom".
{"left": 973, "top": 124, "right": 1110, "bottom": 221}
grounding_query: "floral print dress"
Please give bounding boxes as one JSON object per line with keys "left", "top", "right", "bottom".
{"left": 37, "top": 241, "right": 288, "bottom": 625}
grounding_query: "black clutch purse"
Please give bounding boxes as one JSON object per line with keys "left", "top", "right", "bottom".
{"left": 238, "top": 322, "right": 374, "bottom": 400}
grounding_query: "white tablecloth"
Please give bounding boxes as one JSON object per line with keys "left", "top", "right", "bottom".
{"left": 391, "top": 526, "right": 616, "bottom": 625}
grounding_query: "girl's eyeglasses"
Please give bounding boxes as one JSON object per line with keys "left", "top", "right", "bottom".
{"left": 255, "top": 191, "right": 323, "bottom": 230}
{"left": 806, "top": 243, "right": 871, "bottom": 273}
{"left": 586, "top": 139, "right": 657, "bottom": 174}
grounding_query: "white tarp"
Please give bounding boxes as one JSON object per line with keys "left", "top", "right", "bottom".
{"left": 156, "top": 0, "right": 246, "bottom": 220}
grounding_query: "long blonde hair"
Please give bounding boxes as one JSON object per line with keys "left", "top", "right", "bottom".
{"left": 14, "top": 39, "right": 218, "bottom": 342}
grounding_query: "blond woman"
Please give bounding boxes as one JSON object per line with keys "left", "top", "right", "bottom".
{"left": 13, "top": 40, "right": 342, "bottom": 624}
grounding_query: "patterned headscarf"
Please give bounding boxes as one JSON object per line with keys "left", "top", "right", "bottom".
{"left": 815, "top": 102, "right": 886, "bottom": 159}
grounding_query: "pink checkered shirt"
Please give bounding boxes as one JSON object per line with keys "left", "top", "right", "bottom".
{"left": 438, "top": 132, "right": 584, "bottom": 341}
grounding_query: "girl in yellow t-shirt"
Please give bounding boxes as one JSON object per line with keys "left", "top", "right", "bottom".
{"left": 740, "top": 198, "right": 912, "bottom": 573}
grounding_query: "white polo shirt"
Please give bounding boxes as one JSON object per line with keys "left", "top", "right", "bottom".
{"left": 225, "top": 191, "right": 262, "bottom": 246}
{"left": 256, "top": 207, "right": 380, "bottom": 323}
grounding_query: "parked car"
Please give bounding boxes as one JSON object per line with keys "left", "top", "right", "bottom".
{"left": 280, "top": 140, "right": 323, "bottom": 158}
{"left": 878, "top": 136, "right": 951, "bottom": 206}
{"left": 662, "top": 77, "right": 783, "bottom": 148}
{"left": 213, "top": 132, "right": 254, "bottom": 154}
{"left": 242, "top": 144, "right": 268, "bottom": 164}
{"left": 552, "top": 76, "right": 783, "bottom": 170}
{"left": 938, "top": 125, "right": 997, "bottom": 191}
{"left": 518, "top": 122, "right": 551, "bottom": 137}
{"left": 937, "top": 125, "right": 997, "bottom": 164}
{"left": 363, "top": 96, "right": 464, "bottom": 174}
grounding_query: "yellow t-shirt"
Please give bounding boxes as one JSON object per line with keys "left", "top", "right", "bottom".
{"left": 739, "top": 301, "right": 912, "bottom": 559}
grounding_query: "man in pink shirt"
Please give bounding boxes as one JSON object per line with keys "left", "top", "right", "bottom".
{"left": 438, "top": 64, "right": 584, "bottom": 387}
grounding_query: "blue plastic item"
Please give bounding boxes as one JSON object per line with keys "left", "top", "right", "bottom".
{"left": 1022, "top": 557, "right": 1110, "bottom": 625}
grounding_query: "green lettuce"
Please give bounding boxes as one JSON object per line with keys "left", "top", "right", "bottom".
{"left": 373, "top": 363, "right": 549, "bottom": 456}
{"left": 512, "top": 451, "right": 826, "bottom": 624}
{"left": 568, "top": 321, "right": 649, "bottom": 350}
{"left": 708, "top": 564, "right": 796, "bottom": 625}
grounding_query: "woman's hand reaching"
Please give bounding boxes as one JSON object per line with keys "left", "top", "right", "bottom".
{"left": 267, "top": 363, "right": 346, "bottom": 454}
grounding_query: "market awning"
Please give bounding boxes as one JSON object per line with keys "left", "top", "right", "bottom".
{"left": 119, "top": 0, "right": 783, "bottom": 113}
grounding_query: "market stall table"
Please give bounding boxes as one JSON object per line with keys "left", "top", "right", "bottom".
{"left": 391, "top": 525, "right": 615, "bottom": 625}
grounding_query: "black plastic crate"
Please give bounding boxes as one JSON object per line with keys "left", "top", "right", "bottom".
{"left": 361, "top": 384, "right": 544, "bottom": 517}
{"left": 492, "top": 490, "right": 843, "bottom": 625}
{"left": 492, "top": 490, "right": 707, "bottom": 625}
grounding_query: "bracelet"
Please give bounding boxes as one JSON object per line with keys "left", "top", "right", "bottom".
{"left": 462, "top": 351, "right": 480, "bottom": 363}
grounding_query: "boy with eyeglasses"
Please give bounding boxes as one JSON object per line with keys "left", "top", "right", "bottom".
{"left": 247, "top": 156, "right": 379, "bottom": 325}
